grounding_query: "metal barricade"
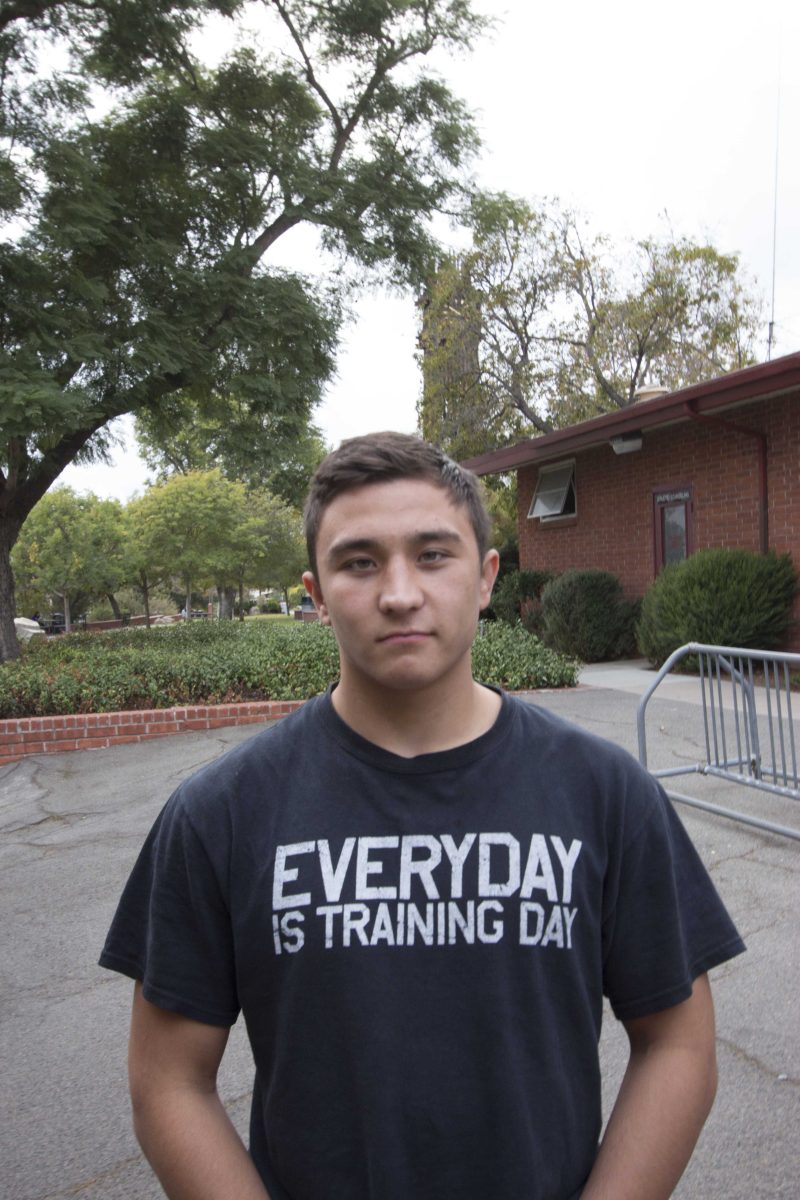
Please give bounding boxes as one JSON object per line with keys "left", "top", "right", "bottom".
{"left": 637, "top": 643, "right": 800, "bottom": 841}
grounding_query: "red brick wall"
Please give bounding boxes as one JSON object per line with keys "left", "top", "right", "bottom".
{"left": 517, "top": 393, "right": 800, "bottom": 649}
{"left": 0, "top": 700, "right": 305, "bottom": 767}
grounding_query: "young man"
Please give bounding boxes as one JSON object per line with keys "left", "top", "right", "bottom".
{"left": 100, "top": 432, "right": 744, "bottom": 1200}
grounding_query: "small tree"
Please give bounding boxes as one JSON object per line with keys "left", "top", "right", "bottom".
{"left": 11, "top": 488, "right": 126, "bottom": 629}
{"left": 129, "top": 470, "right": 244, "bottom": 621}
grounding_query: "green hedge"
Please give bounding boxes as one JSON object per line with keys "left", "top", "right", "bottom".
{"left": 637, "top": 549, "right": 797, "bottom": 666}
{"left": 472, "top": 622, "right": 579, "bottom": 690}
{"left": 540, "top": 569, "right": 639, "bottom": 662}
{"left": 492, "top": 569, "right": 555, "bottom": 633}
{"left": 0, "top": 619, "right": 578, "bottom": 717}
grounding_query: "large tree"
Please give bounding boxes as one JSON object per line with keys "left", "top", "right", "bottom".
{"left": 419, "top": 195, "right": 763, "bottom": 452}
{"left": 133, "top": 392, "right": 328, "bottom": 510}
{"left": 0, "top": 0, "right": 485, "bottom": 659}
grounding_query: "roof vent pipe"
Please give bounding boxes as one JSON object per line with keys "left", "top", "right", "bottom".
{"left": 633, "top": 384, "right": 670, "bottom": 404}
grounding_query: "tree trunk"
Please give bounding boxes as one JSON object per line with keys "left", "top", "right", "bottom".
{"left": 238, "top": 575, "right": 245, "bottom": 622}
{"left": 216, "top": 585, "right": 235, "bottom": 620}
{"left": 63, "top": 592, "right": 72, "bottom": 633}
{"left": 106, "top": 592, "right": 123, "bottom": 620}
{"left": 0, "top": 518, "right": 22, "bottom": 663}
{"left": 139, "top": 571, "right": 151, "bottom": 628}
{"left": 183, "top": 579, "right": 192, "bottom": 620}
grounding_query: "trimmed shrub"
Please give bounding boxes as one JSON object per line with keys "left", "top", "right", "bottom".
{"left": 637, "top": 549, "right": 797, "bottom": 666}
{"left": 492, "top": 569, "right": 555, "bottom": 633}
{"left": 0, "top": 617, "right": 578, "bottom": 717}
{"left": 472, "top": 622, "right": 579, "bottom": 691}
{"left": 0, "top": 622, "right": 341, "bottom": 717}
{"left": 541, "top": 570, "right": 639, "bottom": 662}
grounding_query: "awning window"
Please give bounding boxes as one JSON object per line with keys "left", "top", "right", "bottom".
{"left": 528, "top": 462, "right": 576, "bottom": 520}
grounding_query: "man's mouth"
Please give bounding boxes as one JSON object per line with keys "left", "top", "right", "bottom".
{"left": 378, "top": 630, "right": 431, "bottom": 644}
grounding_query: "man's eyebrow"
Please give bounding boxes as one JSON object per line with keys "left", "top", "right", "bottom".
{"left": 325, "top": 529, "right": 464, "bottom": 562}
{"left": 412, "top": 528, "right": 464, "bottom": 545}
{"left": 325, "top": 537, "right": 381, "bottom": 563}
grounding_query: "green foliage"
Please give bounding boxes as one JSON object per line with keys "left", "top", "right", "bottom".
{"left": 636, "top": 550, "right": 798, "bottom": 666}
{"left": 471, "top": 622, "right": 578, "bottom": 691}
{"left": 419, "top": 195, "right": 763, "bottom": 447}
{"left": 124, "top": 471, "right": 307, "bottom": 619}
{"left": 1, "top": 0, "right": 486, "bottom": 661}
{"left": 0, "top": 617, "right": 578, "bottom": 717}
{"left": 0, "top": 621, "right": 341, "bottom": 715}
{"left": 135, "top": 398, "right": 329, "bottom": 509}
{"left": 10, "top": 487, "right": 126, "bottom": 626}
{"left": 491, "top": 569, "right": 554, "bottom": 633}
{"left": 541, "top": 570, "right": 639, "bottom": 662}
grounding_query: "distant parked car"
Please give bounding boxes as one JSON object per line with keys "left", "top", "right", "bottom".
{"left": 14, "top": 617, "right": 46, "bottom": 643}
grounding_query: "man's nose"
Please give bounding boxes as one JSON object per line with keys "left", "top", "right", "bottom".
{"left": 378, "top": 558, "right": 424, "bottom": 612}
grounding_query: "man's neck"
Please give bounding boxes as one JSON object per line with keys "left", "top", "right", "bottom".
{"left": 331, "top": 670, "right": 502, "bottom": 758}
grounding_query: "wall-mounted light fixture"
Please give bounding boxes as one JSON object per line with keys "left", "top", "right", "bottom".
{"left": 610, "top": 432, "right": 643, "bottom": 455}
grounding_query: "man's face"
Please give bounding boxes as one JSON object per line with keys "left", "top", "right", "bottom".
{"left": 303, "top": 478, "right": 498, "bottom": 697}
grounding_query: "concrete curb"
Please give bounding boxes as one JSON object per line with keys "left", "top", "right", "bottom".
{"left": 0, "top": 699, "right": 306, "bottom": 766}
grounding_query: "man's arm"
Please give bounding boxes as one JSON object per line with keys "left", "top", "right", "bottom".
{"left": 128, "top": 982, "right": 270, "bottom": 1200}
{"left": 581, "top": 973, "right": 718, "bottom": 1200}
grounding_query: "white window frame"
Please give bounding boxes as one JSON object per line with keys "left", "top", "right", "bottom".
{"left": 527, "top": 460, "right": 577, "bottom": 522}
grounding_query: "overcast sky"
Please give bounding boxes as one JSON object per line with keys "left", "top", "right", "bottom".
{"left": 61, "top": 0, "right": 800, "bottom": 502}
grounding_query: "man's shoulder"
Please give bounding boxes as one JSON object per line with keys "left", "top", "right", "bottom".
{"left": 506, "top": 691, "right": 636, "bottom": 768}
{"left": 503, "top": 692, "right": 663, "bottom": 825}
{"left": 175, "top": 692, "right": 326, "bottom": 806}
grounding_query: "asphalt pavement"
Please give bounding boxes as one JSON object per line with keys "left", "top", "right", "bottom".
{"left": 1, "top": 668, "right": 798, "bottom": 1200}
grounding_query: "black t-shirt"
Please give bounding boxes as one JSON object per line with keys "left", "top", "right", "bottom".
{"left": 100, "top": 689, "right": 744, "bottom": 1200}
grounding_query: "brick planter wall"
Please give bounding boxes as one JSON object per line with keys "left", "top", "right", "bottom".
{"left": 0, "top": 700, "right": 306, "bottom": 768}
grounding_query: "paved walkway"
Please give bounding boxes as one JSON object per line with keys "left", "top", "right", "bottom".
{"left": 1, "top": 680, "right": 798, "bottom": 1200}
{"left": 580, "top": 657, "right": 798, "bottom": 717}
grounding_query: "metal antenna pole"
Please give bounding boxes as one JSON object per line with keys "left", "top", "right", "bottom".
{"left": 767, "top": 77, "right": 781, "bottom": 362}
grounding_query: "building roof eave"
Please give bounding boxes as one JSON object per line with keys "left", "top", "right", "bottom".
{"left": 462, "top": 352, "right": 800, "bottom": 476}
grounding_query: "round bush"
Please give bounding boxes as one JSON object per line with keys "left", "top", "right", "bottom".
{"left": 636, "top": 548, "right": 797, "bottom": 666}
{"left": 491, "top": 569, "right": 555, "bottom": 633}
{"left": 540, "top": 570, "right": 639, "bottom": 662}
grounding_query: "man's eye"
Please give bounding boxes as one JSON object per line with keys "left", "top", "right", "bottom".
{"left": 344, "top": 558, "right": 375, "bottom": 571}
{"left": 419, "top": 550, "right": 446, "bottom": 563}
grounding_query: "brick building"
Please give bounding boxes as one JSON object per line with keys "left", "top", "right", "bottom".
{"left": 463, "top": 353, "right": 800, "bottom": 651}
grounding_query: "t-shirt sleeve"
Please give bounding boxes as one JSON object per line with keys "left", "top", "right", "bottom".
{"left": 98, "top": 788, "right": 239, "bottom": 1027}
{"left": 601, "top": 777, "right": 745, "bottom": 1021}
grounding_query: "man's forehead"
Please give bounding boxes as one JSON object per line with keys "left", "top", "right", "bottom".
{"left": 317, "top": 478, "right": 470, "bottom": 546}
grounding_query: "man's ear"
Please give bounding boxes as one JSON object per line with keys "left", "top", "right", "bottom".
{"left": 302, "top": 570, "right": 330, "bottom": 625}
{"left": 479, "top": 549, "right": 501, "bottom": 612}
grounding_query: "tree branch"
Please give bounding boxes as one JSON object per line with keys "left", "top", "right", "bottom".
{"left": 271, "top": 0, "right": 344, "bottom": 137}
{"left": 0, "top": 0, "right": 67, "bottom": 31}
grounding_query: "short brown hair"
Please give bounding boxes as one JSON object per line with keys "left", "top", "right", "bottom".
{"left": 304, "top": 431, "right": 493, "bottom": 577}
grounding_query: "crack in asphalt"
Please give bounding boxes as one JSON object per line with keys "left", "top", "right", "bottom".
{"left": 30, "top": 1154, "right": 145, "bottom": 1199}
{"left": 3, "top": 829, "right": 141, "bottom": 855}
{"left": 717, "top": 1036, "right": 799, "bottom": 1087}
